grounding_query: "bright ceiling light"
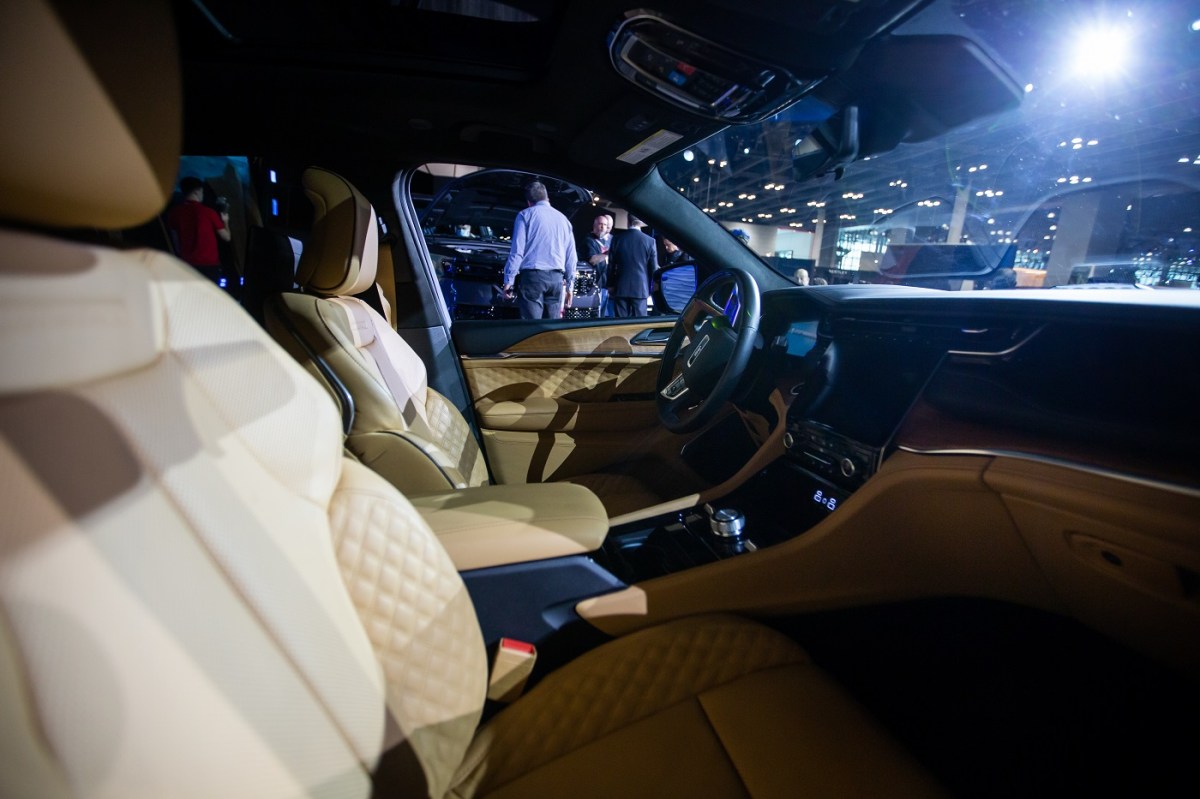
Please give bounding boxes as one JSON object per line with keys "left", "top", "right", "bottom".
{"left": 1070, "top": 24, "right": 1132, "bottom": 78}
{"left": 683, "top": 150, "right": 694, "bottom": 162}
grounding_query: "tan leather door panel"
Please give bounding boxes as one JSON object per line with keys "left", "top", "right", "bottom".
{"left": 460, "top": 323, "right": 674, "bottom": 484}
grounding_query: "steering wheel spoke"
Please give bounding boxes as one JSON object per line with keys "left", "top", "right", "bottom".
{"left": 682, "top": 295, "right": 725, "bottom": 327}
{"left": 656, "top": 270, "right": 760, "bottom": 433}
{"left": 660, "top": 372, "right": 689, "bottom": 401}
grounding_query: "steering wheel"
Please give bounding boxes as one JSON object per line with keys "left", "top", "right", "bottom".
{"left": 656, "top": 269, "right": 761, "bottom": 433}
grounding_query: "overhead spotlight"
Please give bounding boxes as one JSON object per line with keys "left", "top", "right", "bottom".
{"left": 1070, "top": 23, "right": 1132, "bottom": 78}
{"left": 683, "top": 150, "right": 695, "bottom": 162}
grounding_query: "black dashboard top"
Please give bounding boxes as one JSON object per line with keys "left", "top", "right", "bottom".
{"left": 760, "top": 284, "right": 1200, "bottom": 493}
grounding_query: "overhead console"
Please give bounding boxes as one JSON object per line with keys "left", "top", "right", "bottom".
{"left": 608, "top": 13, "right": 826, "bottom": 122}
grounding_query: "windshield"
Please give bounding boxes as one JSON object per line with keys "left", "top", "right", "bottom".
{"left": 658, "top": 1, "right": 1200, "bottom": 290}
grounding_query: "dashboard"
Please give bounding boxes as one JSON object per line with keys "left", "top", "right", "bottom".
{"left": 753, "top": 285, "right": 1200, "bottom": 526}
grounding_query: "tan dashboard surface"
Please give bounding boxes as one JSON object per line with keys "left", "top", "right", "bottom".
{"left": 578, "top": 451, "right": 1200, "bottom": 675}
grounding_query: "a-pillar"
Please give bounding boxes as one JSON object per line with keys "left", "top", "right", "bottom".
{"left": 810, "top": 208, "right": 831, "bottom": 266}
{"left": 947, "top": 184, "right": 970, "bottom": 244}
{"left": 1042, "top": 188, "right": 1126, "bottom": 287}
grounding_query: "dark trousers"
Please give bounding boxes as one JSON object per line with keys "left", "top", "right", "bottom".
{"left": 516, "top": 270, "right": 565, "bottom": 319}
{"left": 611, "top": 296, "right": 647, "bottom": 318}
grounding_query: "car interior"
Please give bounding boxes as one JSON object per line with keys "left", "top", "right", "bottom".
{"left": 2, "top": 1, "right": 1199, "bottom": 797}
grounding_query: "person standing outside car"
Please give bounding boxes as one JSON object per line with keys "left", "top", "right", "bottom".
{"left": 661, "top": 237, "right": 689, "bottom": 266}
{"left": 503, "top": 180, "right": 576, "bottom": 319}
{"left": 583, "top": 212, "right": 613, "bottom": 316}
{"left": 166, "top": 176, "right": 230, "bottom": 285}
{"left": 608, "top": 215, "right": 658, "bottom": 318}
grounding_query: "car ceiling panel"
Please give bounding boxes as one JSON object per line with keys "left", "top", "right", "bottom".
{"left": 174, "top": 0, "right": 934, "bottom": 180}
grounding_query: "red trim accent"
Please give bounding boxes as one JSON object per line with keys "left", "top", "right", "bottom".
{"left": 500, "top": 637, "right": 535, "bottom": 655}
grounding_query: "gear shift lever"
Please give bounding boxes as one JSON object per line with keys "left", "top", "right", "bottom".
{"left": 704, "top": 503, "right": 745, "bottom": 538}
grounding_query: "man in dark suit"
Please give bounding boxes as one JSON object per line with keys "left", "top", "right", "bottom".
{"left": 607, "top": 215, "right": 658, "bottom": 318}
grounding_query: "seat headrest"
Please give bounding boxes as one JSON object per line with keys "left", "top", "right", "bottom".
{"left": 0, "top": 0, "right": 181, "bottom": 229}
{"left": 295, "top": 168, "right": 379, "bottom": 297}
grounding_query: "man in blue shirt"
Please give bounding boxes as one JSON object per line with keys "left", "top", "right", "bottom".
{"left": 502, "top": 181, "right": 577, "bottom": 319}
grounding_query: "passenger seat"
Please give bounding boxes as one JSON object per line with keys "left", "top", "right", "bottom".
{"left": 262, "top": 167, "right": 670, "bottom": 519}
{"left": 264, "top": 167, "right": 492, "bottom": 493}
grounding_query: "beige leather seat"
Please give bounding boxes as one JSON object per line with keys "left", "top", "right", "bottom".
{"left": 0, "top": 2, "right": 944, "bottom": 797}
{"left": 265, "top": 166, "right": 492, "bottom": 494}
{"left": 263, "top": 167, "right": 666, "bottom": 518}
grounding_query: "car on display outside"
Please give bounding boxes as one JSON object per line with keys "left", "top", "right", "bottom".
{"left": 418, "top": 168, "right": 602, "bottom": 319}
{"left": 2, "top": 1, "right": 1199, "bottom": 797}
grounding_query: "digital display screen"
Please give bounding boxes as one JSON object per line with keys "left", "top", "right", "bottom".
{"left": 785, "top": 320, "right": 820, "bottom": 357}
{"left": 811, "top": 487, "right": 840, "bottom": 512}
{"left": 723, "top": 285, "right": 740, "bottom": 324}
{"left": 807, "top": 335, "right": 945, "bottom": 448}
{"left": 781, "top": 462, "right": 850, "bottom": 533}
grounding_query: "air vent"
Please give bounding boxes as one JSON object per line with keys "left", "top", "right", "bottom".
{"left": 830, "top": 315, "right": 1032, "bottom": 354}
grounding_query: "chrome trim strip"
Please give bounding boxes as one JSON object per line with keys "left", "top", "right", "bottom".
{"left": 897, "top": 445, "right": 1200, "bottom": 500}
{"left": 948, "top": 323, "right": 1046, "bottom": 358}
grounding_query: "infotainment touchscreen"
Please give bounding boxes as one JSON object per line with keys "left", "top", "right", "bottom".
{"left": 804, "top": 332, "right": 945, "bottom": 448}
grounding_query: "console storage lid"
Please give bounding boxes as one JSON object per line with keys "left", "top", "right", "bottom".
{"left": 411, "top": 483, "right": 609, "bottom": 570}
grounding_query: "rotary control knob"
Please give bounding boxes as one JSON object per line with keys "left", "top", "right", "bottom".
{"left": 709, "top": 508, "right": 746, "bottom": 538}
{"left": 783, "top": 432, "right": 795, "bottom": 449}
{"left": 840, "top": 457, "right": 856, "bottom": 478}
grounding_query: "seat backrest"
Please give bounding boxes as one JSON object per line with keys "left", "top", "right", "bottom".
{"left": 264, "top": 167, "right": 490, "bottom": 494}
{"left": 0, "top": 3, "right": 487, "bottom": 796}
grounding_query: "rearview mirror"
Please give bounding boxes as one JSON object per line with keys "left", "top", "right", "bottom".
{"left": 793, "top": 34, "right": 1022, "bottom": 179}
{"left": 792, "top": 106, "right": 859, "bottom": 180}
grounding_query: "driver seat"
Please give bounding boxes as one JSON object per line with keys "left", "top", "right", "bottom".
{"left": 264, "top": 167, "right": 677, "bottom": 517}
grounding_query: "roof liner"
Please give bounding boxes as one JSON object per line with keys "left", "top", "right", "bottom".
{"left": 176, "top": 0, "right": 933, "bottom": 184}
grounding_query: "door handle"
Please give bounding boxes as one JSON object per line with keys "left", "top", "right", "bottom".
{"left": 630, "top": 327, "right": 673, "bottom": 345}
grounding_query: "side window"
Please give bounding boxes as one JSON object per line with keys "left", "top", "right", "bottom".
{"left": 415, "top": 163, "right": 686, "bottom": 322}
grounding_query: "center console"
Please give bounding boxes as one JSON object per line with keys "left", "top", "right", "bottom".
{"left": 459, "top": 296, "right": 957, "bottom": 649}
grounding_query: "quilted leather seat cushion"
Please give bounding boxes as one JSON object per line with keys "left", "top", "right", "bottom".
{"left": 451, "top": 614, "right": 946, "bottom": 798}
